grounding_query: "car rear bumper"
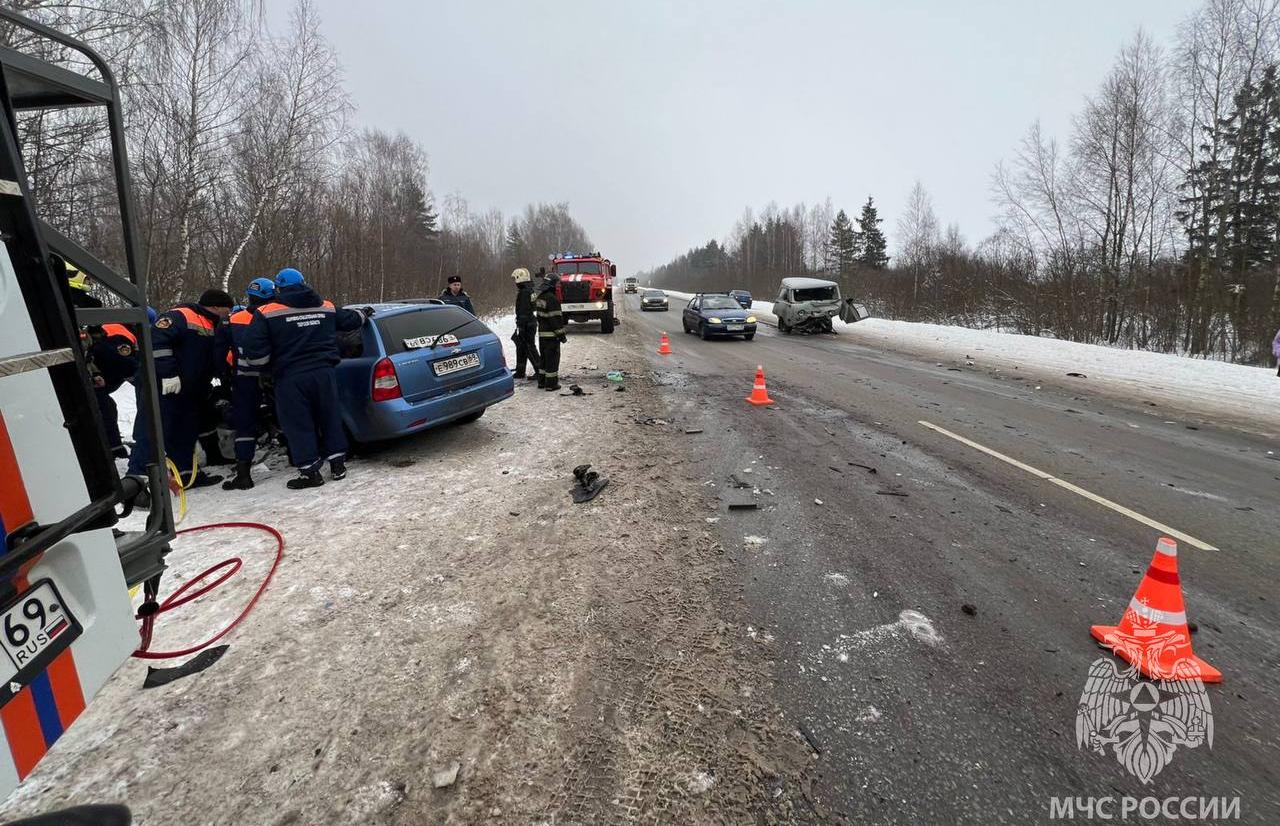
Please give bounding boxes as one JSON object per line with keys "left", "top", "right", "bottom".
{"left": 350, "top": 370, "right": 515, "bottom": 442}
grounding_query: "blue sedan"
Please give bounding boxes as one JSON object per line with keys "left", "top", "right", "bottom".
{"left": 336, "top": 303, "right": 514, "bottom": 443}
{"left": 681, "top": 294, "right": 758, "bottom": 340}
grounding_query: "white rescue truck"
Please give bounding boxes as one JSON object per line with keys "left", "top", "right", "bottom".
{"left": 0, "top": 10, "right": 174, "bottom": 811}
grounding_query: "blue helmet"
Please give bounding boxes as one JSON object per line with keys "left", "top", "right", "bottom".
{"left": 246, "top": 277, "right": 276, "bottom": 300}
{"left": 274, "top": 268, "right": 305, "bottom": 287}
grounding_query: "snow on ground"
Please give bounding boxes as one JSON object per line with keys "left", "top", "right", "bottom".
{"left": 7, "top": 318, "right": 810, "bottom": 824}
{"left": 658, "top": 289, "right": 1280, "bottom": 435}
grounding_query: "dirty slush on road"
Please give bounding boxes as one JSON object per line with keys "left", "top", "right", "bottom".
{"left": 0, "top": 322, "right": 813, "bottom": 825}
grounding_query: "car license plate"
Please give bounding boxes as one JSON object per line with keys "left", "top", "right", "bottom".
{"left": 0, "top": 580, "right": 80, "bottom": 688}
{"left": 404, "top": 334, "right": 458, "bottom": 350}
{"left": 727, "top": 324, "right": 744, "bottom": 331}
{"left": 432, "top": 352, "right": 480, "bottom": 376}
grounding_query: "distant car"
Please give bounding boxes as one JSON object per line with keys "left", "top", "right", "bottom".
{"left": 728, "top": 289, "right": 752, "bottom": 309}
{"left": 640, "top": 289, "right": 668, "bottom": 311}
{"left": 682, "top": 293, "right": 757, "bottom": 340}
{"left": 624, "top": 277, "right": 639, "bottom": 294}
{"left": 336, "top": 303, "right": 514, "bottom": 443}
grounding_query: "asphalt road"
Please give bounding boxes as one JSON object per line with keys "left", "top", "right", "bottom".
{"left": 614, "top": 292, "right": 1280, "bottom": 824}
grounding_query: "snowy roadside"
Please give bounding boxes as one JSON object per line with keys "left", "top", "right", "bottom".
{"left": 3, "top": 318, "right": 810, "bottom": 824}
{"left": 659, "top": 289, "right": 1280, "bottom": 436}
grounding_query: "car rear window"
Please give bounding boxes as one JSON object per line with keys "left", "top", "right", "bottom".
{"left": 376, "top": 307, "right": 491, "bottom": 355}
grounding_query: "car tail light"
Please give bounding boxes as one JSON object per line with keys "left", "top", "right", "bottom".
{"left": 372, "top": 357, "right": 401, "bottom": 401}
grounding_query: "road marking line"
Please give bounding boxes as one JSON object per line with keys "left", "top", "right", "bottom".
{"left": 917, "top": 420, "right": 1219, "bottom": 551}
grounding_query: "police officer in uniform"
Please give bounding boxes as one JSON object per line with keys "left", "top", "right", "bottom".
{"left": 243, "top": 268, "right": 369, "bottom": 489}
{"left": 511, "top": 267, "right": 540, "bottom": 380}
{"left": 534, "top": 270, "right": 567, "bottom": 391}
{"left": 438, "top": 275, "right": 475, "bottom": 315}
{"left": 126, "top": 289, "right": 235, "bottom": 489}
{"left": 221, "top": 277, "right": 276, "bottom": 490}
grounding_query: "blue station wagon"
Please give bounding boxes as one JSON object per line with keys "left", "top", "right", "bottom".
{"left": 336, "top": 303, "right": 514, "bottom": 443}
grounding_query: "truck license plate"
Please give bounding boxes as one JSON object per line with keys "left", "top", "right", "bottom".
{"left": 432, "top": 352, "right": 480, "bottom": 376}
{"left": 0, "top": 580, "right": 80, "bottom": 690}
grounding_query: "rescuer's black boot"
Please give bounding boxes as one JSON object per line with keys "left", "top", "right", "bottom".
{"left": 287, "top": 468, "right": 324, "bottom": 490}
{"left": 221, "top": 461, "right": 254, "bottom": 490}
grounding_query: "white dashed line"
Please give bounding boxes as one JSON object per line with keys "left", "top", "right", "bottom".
{"left": 918, "top": 420, "right": 1219, "bottom": 551}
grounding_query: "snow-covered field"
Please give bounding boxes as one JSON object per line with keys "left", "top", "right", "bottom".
{"left": 658, "top": 289, "right": 1280, "bottom": 435}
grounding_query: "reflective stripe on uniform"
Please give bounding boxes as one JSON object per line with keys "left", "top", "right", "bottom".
{"left": 257, "top": 301, "right": 335, "bottom": 319}
{"left": 152, "top": 348, "right": 173, "bottom": 358}
{"left": 100, "top": 323, "right": 137, "bottom": 345}
{"left": 174, "top": 307, "right": 215, "bottom": 334}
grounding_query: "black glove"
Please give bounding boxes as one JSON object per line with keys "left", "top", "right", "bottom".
{"left": 359, "top": 305, "right": 375, "bottom": 319}
{"left": 557, "top": 333, "right": 568, "bottom": 344}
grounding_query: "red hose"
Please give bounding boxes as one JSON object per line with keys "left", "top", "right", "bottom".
{"left": 132, "top": 521, "right": 285, "bottom": 660}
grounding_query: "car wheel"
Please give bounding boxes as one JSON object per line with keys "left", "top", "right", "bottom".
{"left": 457, "top": 409, "right": 484, "bottom": 424}
{"left": 682, "top": 319, "right": 691, "bottom": 334}
{"left": 699, "top": 322, "right": 710, "bottom": 340}
{"left": 744, "top": 333, "right": 755, "bottom": 341}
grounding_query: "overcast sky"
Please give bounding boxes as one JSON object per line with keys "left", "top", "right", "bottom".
{"left": 295, "top": 0, "right": 1201, "bottom": 273}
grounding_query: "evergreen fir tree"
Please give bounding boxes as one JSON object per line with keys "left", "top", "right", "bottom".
{"left": 827, "top": 209, "right": 858, "bottom": 276}
{"left": 856, "top": 197, "right": 890, "bottom": 269}
{"left": 504, "top": 220, "right": 526, "bottom": 267}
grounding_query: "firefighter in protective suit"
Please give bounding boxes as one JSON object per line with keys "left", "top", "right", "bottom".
{"left": 534, "top": 270, "right": 567, "bottom": 391}
{"left": 511, "top": 267, "right": 540, "bottom": 380}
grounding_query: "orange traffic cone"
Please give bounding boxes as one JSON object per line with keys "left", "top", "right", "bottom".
{"left": 1091, "top": 537, "right": 1221, "bottom": 683}
{"left": 746, "top": 365, "right": 774, "bottom": 405}
{"left": 657, "top": 332, "right": 672, "bottom": 355}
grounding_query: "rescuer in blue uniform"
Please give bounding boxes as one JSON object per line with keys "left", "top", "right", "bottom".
{"left": 88, "top": 321, "right": 141, "bottom": 458}
{"left": 221, "top": 277, "right": 276, "bottom": 490}
{"left": 243, "top": 268, "right": 369, "bottom": 489}
{"left": 126, "top": 289, "right": 235, "bottom": 490}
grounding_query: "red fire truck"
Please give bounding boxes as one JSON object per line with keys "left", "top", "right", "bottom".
{"left": 551, "top": 252, "right": 616, "bottom": 334}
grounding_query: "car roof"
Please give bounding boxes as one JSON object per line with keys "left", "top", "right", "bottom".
{"left": 781, "top": 277, "right": 838, "bottom": 289}
{"left": 366, "top": 301, "right": 453, "bottom": 316}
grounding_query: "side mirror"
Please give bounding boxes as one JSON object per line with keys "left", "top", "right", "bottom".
{"left": 609, "top": 264, "right": 617, "bottom": 279}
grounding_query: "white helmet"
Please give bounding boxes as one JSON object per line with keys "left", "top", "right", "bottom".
{"left": 511, "top": 267, "right": 531, "bottom": 284}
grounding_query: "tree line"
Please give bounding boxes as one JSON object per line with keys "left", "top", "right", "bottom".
{"left": 645, "top": 0, "right": 1280, "bottom": 365}
{"left": 4, "top": 1, "right": 591, "bottom": 314}
{"left": 641, "top": 198, "right": 889, "bottom": 301}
